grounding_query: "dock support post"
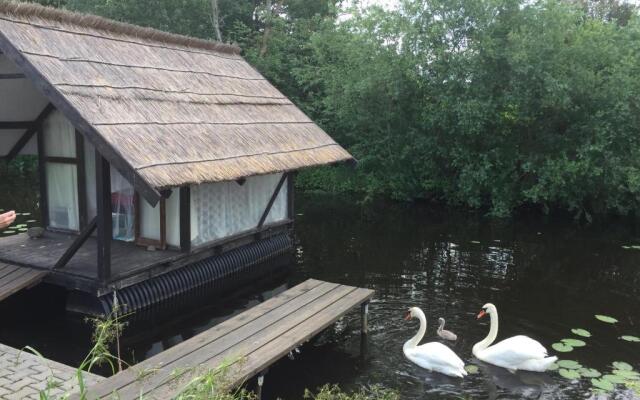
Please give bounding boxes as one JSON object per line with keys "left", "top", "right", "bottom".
{"left": 257, "top": 370, "right": 267, "bottom": 400}
{"left": 361, "top": 301, "right": 369, "bottom": 335}
{"left": 360, "top": 301, "right": 369, "bottom": 360}
{"left": 96, "top": 151, "right": 111, "bottom": 283}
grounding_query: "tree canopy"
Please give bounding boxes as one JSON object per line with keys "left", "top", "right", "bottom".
{"left": 23, "top": 0, "right": 640, "bottom": 218}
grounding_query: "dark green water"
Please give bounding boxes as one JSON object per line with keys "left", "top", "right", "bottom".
{"left": 1, "top": 185, "right": 640, "bottom": 399}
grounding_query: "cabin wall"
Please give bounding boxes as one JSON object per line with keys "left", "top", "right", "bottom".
{"left": 0, "top": 54, "right": 46, "bottom": 157}
{"left": 190, "top": 173, "right": 288, "bottom": 247}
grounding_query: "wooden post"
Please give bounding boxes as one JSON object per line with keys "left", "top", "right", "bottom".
{"left": 257, "top": 173, "right": 288, "bottom": 228}
{"left": 76, "top": 130, "right": 87, "bottom": 229}
{"left": 95, "top": 151, "right": 111, "bottom": 283}
{"left": 36, "top": 130, "right": 49, "bottom": 227}
{"left": 180, "top": 186, "right": 191, "bottom": 253}
{"left": 361, "top": 301, "right": 369, "bottom": 335}
{"left": 287, "top": 172, "right": 295, "bottom": 220}
{"left": 257, "top": 370, "right": 267, "bottom": 400}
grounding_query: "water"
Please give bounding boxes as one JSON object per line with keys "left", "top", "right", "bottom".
{"left": 1, "top": 186, "right": 640, "bottom": 399}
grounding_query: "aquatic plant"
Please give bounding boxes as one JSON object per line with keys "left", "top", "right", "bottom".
{"left": 305, "top": 385, "right": 399, "bottom": 400}
{"left": 571, "top": 328, "right": 591, "bottom": 338}
{"left": 620, "top": 335, "right": 640, "bottom": 342}
{"left": 594, "top": 314, "right": 618, "bottom": 324}
{"left": 551, "top": 342, "right": 573, "bottom": 352}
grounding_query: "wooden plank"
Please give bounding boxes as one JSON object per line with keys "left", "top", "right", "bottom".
{"left": 0, "top": 265, "right": 20, "bottom": 280}
{"left": 0, "top": 269, "right": 48, "bottom": 302}
{"left": 161, "top": 288, "right": 375, "bottom": 398}
{"left": 0, "top": 73, "right": 25, "bottom": 79}
{"left": 0, "top": 121, "right": 30, "bottom": 129}
{"left": 113, "top": 282, "right": 353, "bottom": 399}
{"left": 149, "top": 286, "right": 373, "bottom": 399}
{"left": 5, "top": 103, "right": 55, "bottom": 162}
{"left": 257, "top": 173, "right": 288, "bottom": 229}
{"left": 0, "top": 268, "right": 31, "bottom": 287}
{"left": 75, "top": 279, "right": 325, "bottom": 399}
{"left": 0, "top": 32, "right": 162, "bottom": 206}
{"left": 287, "top": 172, "right": 295, "bottom": 220}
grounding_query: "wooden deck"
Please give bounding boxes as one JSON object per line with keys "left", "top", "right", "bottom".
{"left": 74, "top": 279, "right": 374, "bottom": 399}
{"left": 0, "top": 262, "right": 48, "bottom": 302}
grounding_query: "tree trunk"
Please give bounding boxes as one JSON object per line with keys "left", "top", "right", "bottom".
{"left": 211, "top": 0, "right": 222, "bottom": 42}
{"left": 259, "top": 0, "right": 273, "bottom": 57}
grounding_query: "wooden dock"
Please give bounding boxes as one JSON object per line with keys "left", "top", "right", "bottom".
{"left": 0, "top": 262, "right": 49, "bottom": 302}
{"left": 74, "top": 279, "right": 374, "bottom": 399}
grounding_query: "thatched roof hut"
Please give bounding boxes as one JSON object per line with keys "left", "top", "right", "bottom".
{"left": 0, "top": 1, "right": 352, "bottom": 205}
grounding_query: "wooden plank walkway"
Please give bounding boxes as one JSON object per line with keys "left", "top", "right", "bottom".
{"left": 0, "top": 262, "right": 49, "bottom": 302}
{"left": 75, "top": 279, "right": 374, "bottom": 399}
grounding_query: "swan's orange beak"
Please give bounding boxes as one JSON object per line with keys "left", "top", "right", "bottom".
{"left": 404, "top": 310, "right": 412, "bottom": 321}
{"left": 477, "top": 310, "right": 487, "bottom": 319}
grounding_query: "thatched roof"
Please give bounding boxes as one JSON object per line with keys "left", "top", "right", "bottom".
{"left": 0, "top": 1, "right": 352, "bottom": 204}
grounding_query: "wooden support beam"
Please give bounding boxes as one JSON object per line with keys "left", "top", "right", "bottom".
{"left": 0, "top": 121, "right": 30, "bottom": 129}
{"left": 95, "top": 151, "right": 111, "bottom": 283}
{"left": 5, "top": 103, "right": 55, "bottom": 162}
{"left": 287, "top": 172, "right": 295, "bottom": 220}
{"left": 36, "top": 130, "right": 49, "bottom": 227}
{"left": 257, "top": 173, "right": 288, "bottom": 229}
{"left": 179, "top": 186, "right": 191, "bottom": 253}
{"left": 54, "top": 217, "right": 97, "bottom": 269}
{"left": 0, "top": 73, "right": 25, "bottom": 80}
{"left": 76, "top": 130, "right": 87, "bottom": 229}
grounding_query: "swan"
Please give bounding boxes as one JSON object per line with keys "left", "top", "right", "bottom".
{"left": 473, "top": 303, "right": 557, "bottom": 372}
{"left": 403, "top": 307, "right": 467, "bottom": 378}
{"left": 437, "top": 317, "right": 458, "bottom": 341}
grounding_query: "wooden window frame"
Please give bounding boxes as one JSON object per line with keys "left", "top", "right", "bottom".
{"left": 41, "top": 129, "right": 88, "bottom": 234}
{"left": 134, "top": 193, "right": 167, "bottom": 250}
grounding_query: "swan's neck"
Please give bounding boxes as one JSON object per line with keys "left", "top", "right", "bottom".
{"left": 437, "top": 319, "right": 444, "bottom": 333}
{"left": 473, "top": 310, "right": 498, "bottom": 355}
{"left": 405, "top": 310, "right": 427, "bottom": 349}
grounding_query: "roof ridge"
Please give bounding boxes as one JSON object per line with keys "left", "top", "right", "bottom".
{"left": 0, "top": 1, "right": 240, "bottom": 55}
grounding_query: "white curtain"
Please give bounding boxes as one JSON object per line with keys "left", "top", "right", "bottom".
{"left": 44, "top": 110, "right": 79, "bottom": 231}
{"left": 46, "top": 163, "right": 79, "bottom": 230}
{"left": 165, "top": 189, "right": 180, "bottom": 247}
{"left": 111, "top": 167, "right": 135, "bottom": 241}
{"left": 44, "top": 110, "right": 76, "bottom": 157}
{"left": 84, "top": 140, "right": 97, "bottom": 221}
{"left": 191, "top": 173, "right": 288, "bottom": 246}
{"left": 140, "top": 198, "right": 161, "bottom": 241}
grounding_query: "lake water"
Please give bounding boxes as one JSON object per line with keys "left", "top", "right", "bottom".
{"left": 1, "top": 186, "right": 640, "bottom": 399}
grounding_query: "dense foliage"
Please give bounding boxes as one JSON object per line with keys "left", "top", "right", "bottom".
{"left": 21, "top": 0, "right": 640, "bottom": 217}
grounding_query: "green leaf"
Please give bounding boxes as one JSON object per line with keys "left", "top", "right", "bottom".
{"left": 579, "top": 368, "right": 601, "bottom": 378}
{"left": 571, "top": 328, "right": 591, "bottom": 337}
{"left": 547, "top": 363, "right": 559, "bottom": 371}
{"left": 26, "top": 219, "right": 37, "bottom": 223}
{"left": 559, "top": 368, "right": 581, "bottom": 379}
{"left": 595, "top": 314, "right": 618, "bottom": 323}
{"left": 557, "top": 360, "right": 581, "bottom": 369}
{"left": 620, "top": 335, "right": 640, "bottom": 342}
{"left": 561, "top": 338, "right": 586, "bottom": 347}
{"left": 552, "top": 342, "right": 573, "bottom": 353}
{"left": 2, "top": 230, "right": 15, "bottom": 234}
{"left": 18, "top": 228, "right": 27, "bottom": 232}
{"left": 464, "top": 365, "right": 479, "bottom": 374}
{"left": 603, "top": 374, "right": 627, "bottom": 384}
{"left": 591, "top": 378, "right": 615, "bottom": 392}
{"left": 613, "top": 361, "right": 633, "bottom": 371}
{"left": 613, "top": 369, "right": 640, "bottom": 380}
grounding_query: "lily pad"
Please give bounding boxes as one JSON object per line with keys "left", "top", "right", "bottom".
{"left": 613, "top": 369, "right": 640, "bottom": 380}
{"left": 561, "top": 338, "right": 586, "bottom": 347}
{"left": 17, "top": 228, "right": 27, "bottom": 232}
{"left": 620, "top": 335, "right": 640, "bottom": 342}
{"left": 595, "top": 314, "right": 618, "bottom": 323}
{"left": 547, "top": 362, "right": 559, "bottom": 371}
{"left": 603, "top": 374, "right": 627, "bottom": 384}
{"left": 20, "top": 212, "right": 31, "bottom": 216}
{"left": 558, "top": 360, "right": 582, "bottom": 369}
{"left": 571, "top": 328, "right": 591, "bottom": 338}
{"left": 464, "top": 364, "right": 479, "bottom": 374}
{"left": 26, "top": 219, "right": 37, "bottom": 223}
{"left": 2, "top": 230, "right": 15, "bottom": 234}
{"left": 579, "top": 368, "right": 601, "bottom": 378}
{"left": 613, "top": 361, "right": 633, "bottom": 371}
{"left": 552, "top": 342, "right": 573, "bottom": 353}
{"left": 591, "top": 378, "right": 615, "bottom": 392}
{"left": 559, "top": 368, "right": 581, "bottom": 379}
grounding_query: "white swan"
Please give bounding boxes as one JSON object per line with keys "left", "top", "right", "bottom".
{"left": 403, "top": 307, "right": 467, "bottom": 378}
{"left": 473, "top": 303, "right": 557, "bottom": 372}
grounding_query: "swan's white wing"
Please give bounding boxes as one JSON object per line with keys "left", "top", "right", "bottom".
{"left": 409, "top": 342, "right": 465, "bottom": 369}
{"left": 478, "top": 335, "right": 549, "bottom": 368}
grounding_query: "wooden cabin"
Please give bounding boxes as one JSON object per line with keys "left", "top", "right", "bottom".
{"left": 0, "top": 2, "right": 352, "bottom": 313}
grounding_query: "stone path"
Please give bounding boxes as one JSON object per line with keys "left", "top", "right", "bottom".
{"left": 0, "top": 343, "right": 103, "bottom": 399}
